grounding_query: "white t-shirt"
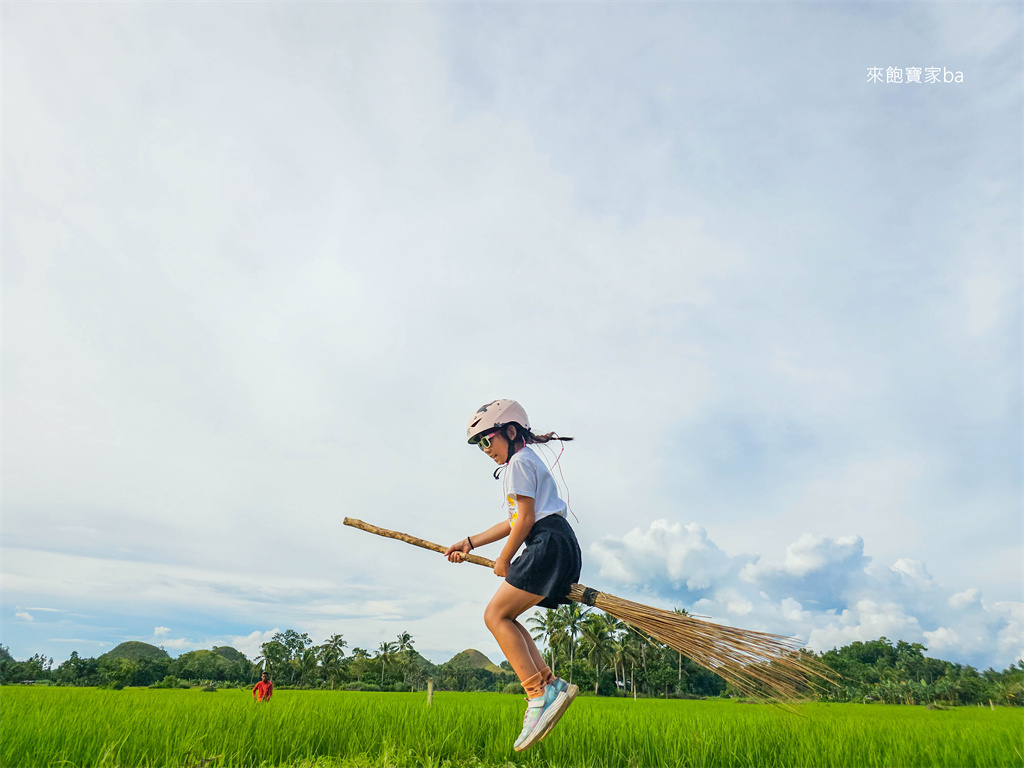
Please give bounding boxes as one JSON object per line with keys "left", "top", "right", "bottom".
{"left": 503, "top": 446, "right": 567, "bottom": 528}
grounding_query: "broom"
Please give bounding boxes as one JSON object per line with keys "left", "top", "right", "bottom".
{"left": 343, "top": 517, "right": 838, "bottom": 701}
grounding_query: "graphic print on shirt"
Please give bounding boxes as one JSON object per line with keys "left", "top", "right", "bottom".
{"left": 506, "top": 493, "right": 518, "bottom": 527}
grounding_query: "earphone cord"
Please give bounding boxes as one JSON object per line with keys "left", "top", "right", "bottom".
{"left": 538, "top": 437, "right": 578, "bottom": 523}
{"left": 492, "top": 435, "right": 577, "bottom": 524}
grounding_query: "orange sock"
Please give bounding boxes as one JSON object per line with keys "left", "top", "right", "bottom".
{"left": 522, "top": 671, "right": 545, "bottom": 699}
{"left": 539, "top": 665, "right": 555, "bottom": 685}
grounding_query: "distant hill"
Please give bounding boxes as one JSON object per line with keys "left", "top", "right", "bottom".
{"left": 404, "top": 650, "right": 438, "bottom": 676}
{"left": 447, "top": 649, "right": 504, "bottom": 674}
{"left": 174, "top": 649, "right": 236, "bottom": 675}
{"left": 100, "top": 641, "right": 171, "bottom": 662}
{"left": 211, "top": 646, "right": 248, "bottom": 665}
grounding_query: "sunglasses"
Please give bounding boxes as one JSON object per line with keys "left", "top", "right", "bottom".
{"left": 476, "top": 429, "right": 501, "bottom": 450}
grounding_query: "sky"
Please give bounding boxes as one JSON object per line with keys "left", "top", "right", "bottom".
{"left": 2, "top": 2, "right": 1021, "bottom": 673}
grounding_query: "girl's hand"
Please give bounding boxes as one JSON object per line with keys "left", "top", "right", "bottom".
{"left": 493, "top": 555, "right": 511, "bottom": 578}
{"left": 445, "top": 539, "right": 471, "bottom": 563}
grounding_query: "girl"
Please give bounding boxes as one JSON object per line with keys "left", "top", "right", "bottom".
{"left": 446, "top": 399, "right": 582, "bottom": 752}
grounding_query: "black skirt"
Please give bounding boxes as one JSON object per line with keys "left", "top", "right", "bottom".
{"left": 505, "top": 515, "right": 582, "bottom": 609}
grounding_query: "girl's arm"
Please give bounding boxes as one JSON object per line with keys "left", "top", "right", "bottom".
{"left": 445, "top": 520, "right": 511, "bottom": 562}
{"left": 493, "top": 495, "right": 534, "bottom": 578}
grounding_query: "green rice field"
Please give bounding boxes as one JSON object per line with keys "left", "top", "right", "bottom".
{"left": 2, "top": 687, "right": 1021, "bottom": 768}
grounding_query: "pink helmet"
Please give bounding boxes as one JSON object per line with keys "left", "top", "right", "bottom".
{"left": 466, "top": 399, "right": 530, "bottom": 443}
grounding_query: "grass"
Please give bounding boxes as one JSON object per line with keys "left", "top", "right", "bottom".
{"left": 1, "top": 687, "right": 1021, "bottom": 767}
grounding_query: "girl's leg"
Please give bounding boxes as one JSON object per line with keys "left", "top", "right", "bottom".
{"left": 484, "top": 582, "right": 545, "bottom": 683}
{"left": 511, "top": 620, "right": 552, "bottom": 681}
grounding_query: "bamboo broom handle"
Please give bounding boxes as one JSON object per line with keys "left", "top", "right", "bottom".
{"left": 344, "top": 517, "right": 600, "bottom": 606}
{"left": 343, "top": 517, "right": 497, "bottom": 569}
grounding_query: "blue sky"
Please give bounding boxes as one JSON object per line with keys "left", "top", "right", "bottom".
{"left": 3, "top": 2, "right": 1021, "bottom": 671}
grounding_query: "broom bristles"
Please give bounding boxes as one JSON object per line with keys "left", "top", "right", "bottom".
{"left": 568, "top": 584, "right": 838, "bottom": 700}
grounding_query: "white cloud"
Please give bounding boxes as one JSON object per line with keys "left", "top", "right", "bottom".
{"left": 128, "top": 628, "right": 283, "bottom": 659}
{"left": 49, "top": 639, "right": 109, "bottom": 647}
{"left": 3, "top": 547, "right": 449, "bottom": 625}
{"left": 891, "top": 559, "right": 936, "bottom": 590}
{"left": 993, "top": 602, "right": 1024, "bottom": 665}
{"left": 225, "top": 629, "right": 281, "bottom": 661}
{"left": 592, "top": 520, "right": 738, "bottom": 596}
{"left": 949, "top": 588, "right": 982, "bottom": 610}
{"left": 808, "top": 600, "right": 924, "bottom": 651}
{"left": 15, "top": 610, "right": 34, "bottom": 622}
{"left": 923, "top": 627, "right": 960, "bottom": 654}
{"left": 155, "top": 637, "right": 195, "bottom": 651}
{"left": 780, "top": 597, "right": 810, "bottom": 623}
{"left": 744, "top": 534, "right": 867, "bottom": 581}
{"left": 592, "top": 519, "right": 1023, "bottom": 669}
{"left": 718, "top": 588, "right": 753, "bottom": 617}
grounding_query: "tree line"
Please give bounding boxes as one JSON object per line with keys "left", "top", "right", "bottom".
{"left": 818, "top": 637, "right": 1022, "bottom": 706}
{"left": 3, "top": 607, "right": 1021, "bottom": 706}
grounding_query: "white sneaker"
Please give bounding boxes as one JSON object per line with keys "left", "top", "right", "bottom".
{"left": 513, "top": 695, "right": 550, "bottom": 752}
{"left": 536, "top": 678, "right": 578, "bottom": 742}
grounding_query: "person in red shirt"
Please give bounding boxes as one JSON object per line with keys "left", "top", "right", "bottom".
{"left": 252, "top": 670, "right": 273, "bottom": 702}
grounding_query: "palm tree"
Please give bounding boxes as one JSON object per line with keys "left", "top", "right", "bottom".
{"left": 395, "top": 632, "right": 415, "bottom": 687}
{"left": 612, "top": 630, "right": 645, "bottom": 699}
{"left": 318, "top": 634, "right": 347, "bottom": 689}
{"left": 255, "top": 640, "right": 288, "bottom": 680}
{"left": 296, "top": 648, "right": 318, "bottom": 687}
{"left": 324, "top": 633, "right": 348, "bottom": 657}
{"left": 610, "top": 629, "right": 640, "bottom": 698}
{"left": 553, "top": 603, "right": 590, "bottom": 684}
{"left": 252, "top": 652, "right": 268, "bottom": 681}
{"left": 317, "top": 648, "right": 341, "bottom": 688}
{"left": 635, "top": 629, "right": 660, "bottom": 695}
{"left": 580, "top": 613, "right": 616, "bottom": 695}
{"left": 377, "top": 641, "right": 397, "bottom": 686}
{"left": 527, "top": 610, "right": 564, "bottom": 677}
